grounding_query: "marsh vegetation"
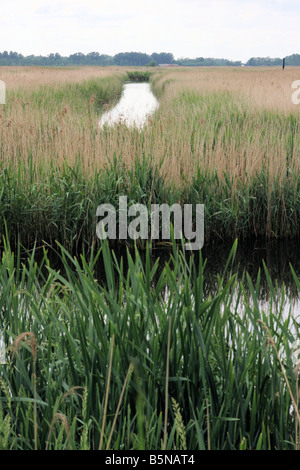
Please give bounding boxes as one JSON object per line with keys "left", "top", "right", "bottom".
{"left": 0, "top": 66, "right": 300, "bottom": 450}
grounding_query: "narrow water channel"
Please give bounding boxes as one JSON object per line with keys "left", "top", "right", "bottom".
{"left": 99, "top": 82, "right": 159, "bottom": 128}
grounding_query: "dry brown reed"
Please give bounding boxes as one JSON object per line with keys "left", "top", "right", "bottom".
{"left": 0, "top": 65, "right": 299, "bottom": 191}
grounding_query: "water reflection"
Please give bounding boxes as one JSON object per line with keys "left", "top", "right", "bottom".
{"left": 201, "top": 239, "right": 300, "bottom": 294}
{"left": 99, "top": 82, "right": 159, "bottom": 129}
{"left": 201, "top": 239, "right": 300, "bottom": 318}
{"left": 95, "top": 239, "right": 300, "bottom": 314}
{"left": 119, "top": 239, "right": 300, "bottom": 318}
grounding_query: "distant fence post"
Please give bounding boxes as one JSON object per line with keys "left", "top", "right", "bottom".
{"left": 283, "top": 58, "right": 285, "bottom": 70}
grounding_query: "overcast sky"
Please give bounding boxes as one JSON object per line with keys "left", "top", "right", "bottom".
{"left": 0, "top": 0, "right": 299, "bottom": 61}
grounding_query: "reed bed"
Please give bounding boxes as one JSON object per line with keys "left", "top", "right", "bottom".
{"left": 0, "top": 66, "right": 300, "bottom": 249}
{"left": 0, "top": 237, "right": 300, "bottom": 450}
{"left": 1, "top": 66, "right": 300, "bottom": 450}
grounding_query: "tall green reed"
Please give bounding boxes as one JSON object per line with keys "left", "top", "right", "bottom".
{"left": 0, "top": 236, "right": 300, "bottom": 449}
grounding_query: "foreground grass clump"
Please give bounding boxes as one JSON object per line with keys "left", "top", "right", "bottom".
{"left": 126, "top": 70, "right": 153, "bottom": 82}
{"left": 0, "top": 238, "right": 300, "bottom": 450}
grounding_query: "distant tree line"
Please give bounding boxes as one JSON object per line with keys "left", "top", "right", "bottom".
{"left": 0, "top": 50, "right": 299, "bottom": 67}
{"left": 175, "top": 57, "right": 242, "bottom": 66}
{"left": 0, "top": 51, "right": 175, "bottom": 66}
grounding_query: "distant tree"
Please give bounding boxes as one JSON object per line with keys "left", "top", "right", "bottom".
{"left": 69, "top": 52, "right": 86, "bottom": 65}
{"left": 114, "top": 52, "right": 151, "bottom": 66}
{"left": 286, "top": 54, "right": 300, "bottom": 66}
{"left": 4, "top": 51, "right": 24, "bottom": 65}
{"left": 175, "top": 56, "right": 241, "bottom": 66}
{"left": 87, "top": 51, "right": 99, "bottom": 63}
{"left": 47, "top": 53, "right": 63, "bottom": 65}
{"left": 151, "top": 52, "right": 174, "bottom": 64}
{"left": 246, "top": 56, "right": 282, "bottom": 66}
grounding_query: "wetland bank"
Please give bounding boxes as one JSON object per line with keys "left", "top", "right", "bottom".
{"left": 0, "top": 66, "right": 300, "bottom": 450}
